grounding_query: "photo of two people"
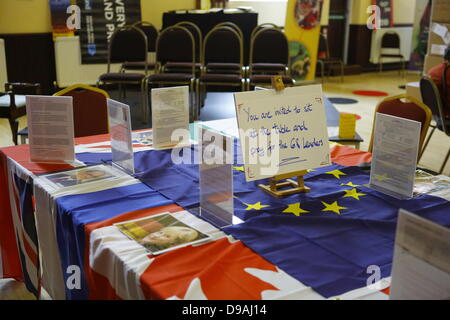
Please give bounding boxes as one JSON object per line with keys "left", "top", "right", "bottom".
{"left": 115, "top": 212, "right": 210, "bottom": 255}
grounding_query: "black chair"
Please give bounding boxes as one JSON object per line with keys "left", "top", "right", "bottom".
{"left": 163, "top": 21, "right": 203, "bottom": 76}
{"left": 121, "top": 21, "right": 159, "bottom": 73}
{"left": 199, "top": 26, "right": 246, "bottom": 103}
{"left": 203, "top": 22, "right": 245, "bottom": 75}
{"left": 0, "top": 82, "right": 40, "bottom": 145}
{"left": 145, "top": 25, "right": 198, "bottom": 121}
{"left": 419, "top": 75, "right": 450, "bottom": 173}
{"left": 317, "top": 32, "right": 344, "bottom": 83}
{"left": 247, "top": 27, "right": 293, "bottom": 90}
{"left": 379, "top": 31, "right": 405, "bottom": 76}
{"left": 97, "top": 25, "right": 148, "bottom": 122}
{"left": 250, "top": 23, "right": 282, "bottom": 41}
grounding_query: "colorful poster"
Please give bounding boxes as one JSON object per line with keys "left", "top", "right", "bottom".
{"left": 408, "top": 0, "right": 432, "bottom": 71}
{"left": 285, "top": 0, "right": 324, "bottom": 81}
{"left": 49, "top": 0, "right": 75, "bottom": 39}
{"left": 76, "top": 0, "right": 141, "bottom": 64}
{"left": 372, "top": 0, "right": 393, "bottom": 28}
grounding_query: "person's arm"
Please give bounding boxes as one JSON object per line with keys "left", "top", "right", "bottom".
{"left": 428, "top": 63, "right": 444, "bottom": 84}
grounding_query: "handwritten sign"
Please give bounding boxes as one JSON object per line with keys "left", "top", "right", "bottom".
{"left": 339, "top": 113, "right": 357, "bottom": 139}
{"left": 234, "top": 85, "right": 331, "bottom": 182}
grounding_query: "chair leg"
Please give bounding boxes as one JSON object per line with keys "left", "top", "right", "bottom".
{"left": 402, "top": 59, "right": 406, "bottom": 78}
{"left": 141, "top": 80, "right": 147, "bottom": 124}
{"left": 418, "top": 126, "right": 436, "bottom": 162}
{"left": 8, "top": 118, "right": 19, "bottom": 145}
{"left": 196, "top": 79, "right": 201, "bottom": 119}
{"left": 440, "top": 149, "right": 450, "bottom": 174}
{"left": 379, "top": 57, "right": 383, "bottom": 73}
{"left": 20, "top": 135, "right": 27, "bottom": 145}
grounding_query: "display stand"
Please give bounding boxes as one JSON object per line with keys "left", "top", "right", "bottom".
{"left": 258, "top": 76, "right": 312, "bottom": 199}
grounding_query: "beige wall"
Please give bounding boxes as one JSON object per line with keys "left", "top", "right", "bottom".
{"left": 141, "top": 0, "right": 196, "bottom": 30}
{"left": 0, "top": 0, "right": 53, "bottom": 34}
{"left": 321, "top": 0, "right": 330, "bottom": 26}
{"left": 0, "top": 0, "right": 196, "bottom": 34}
{"left": 393, "top": 0, "right": 416, "bottom": 24}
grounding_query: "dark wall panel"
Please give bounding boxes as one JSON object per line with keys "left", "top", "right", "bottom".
{"left": 347, "top": 25, "right": 372, "bottom": 68}
{"left": 0, "top": 33, "right": 56, "bottom": 94}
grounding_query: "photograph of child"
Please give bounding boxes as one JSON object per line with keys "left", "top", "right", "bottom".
{"left": 43, "top": 165, "right": 115, "bottom": 188}
{"left": 115, "top": 213, "right": 210, "bottom": 255}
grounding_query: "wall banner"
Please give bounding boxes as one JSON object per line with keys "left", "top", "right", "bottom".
{"left": 77, "top": 0, "right": 141, "bottom": 64}
{"left": 285, "top": 0, "right": 323, "bottom": 81}
{"left": 373, "top": 0, "right": 394, "bottom": 29}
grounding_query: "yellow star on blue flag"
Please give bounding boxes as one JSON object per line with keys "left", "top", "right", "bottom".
{"left": 340, "top": 182, "right": 361, "bottom": 188}
{"left": 326, "top": 170, "right": 347, "bottom": 179}
{"left": 244, "top": 202, "right": 270, "bottom": 211}
{"left": 322, "top": 201, "right": 347, "bottom": 215}
{"left": 283, "top": 203, "right": 309, "bottom": 217}
{"left": 233, "top": 166, "right": 244, "bottom": 172}
{"left": 343, "top": 189, "right": 366, "bottom": 200}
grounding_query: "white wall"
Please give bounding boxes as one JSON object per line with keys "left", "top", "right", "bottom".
{"left": 228, "top": 0, "right": 330, "bottom": 27}
{"left": 228, "top": 0, "right": 288, "bottom": 26}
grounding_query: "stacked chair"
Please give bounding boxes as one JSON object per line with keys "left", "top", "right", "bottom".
{"left": 163, "top": 21, "right": 203, "bottom": 77}
{"left": 199, "top": 24, "right": 246, "bottom": 102}
{"left": 145, "top": 25, "right": 198, "bottom": 121}
{"left": 120, "top": 21, "right": 159, "bottom": 74}
{"left": 95, "top": 22, "right": 297, "bottom": 122}
{"left": 247, "top": 26, "right": 294, "bottom": 90}
{"left": 97, "top": 25, "right": 149, "bottom": 122}
{"left": 317, "top": 32, "right": 344, "bottom": 83}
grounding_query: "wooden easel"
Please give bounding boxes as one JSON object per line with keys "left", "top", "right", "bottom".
{"left": 258, "top": 76, "right": 311, "bottom": 199}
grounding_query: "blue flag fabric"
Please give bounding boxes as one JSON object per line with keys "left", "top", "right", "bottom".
{"left": 75, "top": 143, "right": 450, "bottom": 299}
{"left": 54, "top": 183, "right": 174, "bottom": 300}
{"left": 12, "top": 173, "right": 40, "bottom": 297}
{"left": 224, "top": 168, "right": 450, "bottom": 298}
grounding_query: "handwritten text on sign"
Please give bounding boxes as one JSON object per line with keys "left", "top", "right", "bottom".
{"left": 234, "top": 85, "right": 331, "bottom": 182}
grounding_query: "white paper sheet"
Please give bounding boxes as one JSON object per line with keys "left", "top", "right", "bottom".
{"left": 26, "top": 95, "right": 75, "bottom": 163}
{"left": 151, "top": 86, "right": 190, "bottom": 148}
{"left": 234, "top": 85, "right": 331, "bottom": 182}
{"left": 390, "top": 210, "right": 450, "bottom": 300}
{"left": 107, "top": 99, "right": 134, "bottom": 174}
{"left": 369, "top": 113, "right": 421, "bottom": 199}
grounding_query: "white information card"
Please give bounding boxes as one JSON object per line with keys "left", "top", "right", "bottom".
{"left": 26, "top": 95, "right": 75, "bottom": 163}
{"left": 151, "top": 86, "right": 190, "bottom": 149}
{"left": 107, "top": 99, "right": 135, "bottom": 174}
{"left": 390, "top": 209, "right": 450, "bottom": 300}
{"left": 369, "top": 113, "right": 421, "bottom": 199}
{"left": 234, "top": 85, "right": 330, "bottom": 182}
